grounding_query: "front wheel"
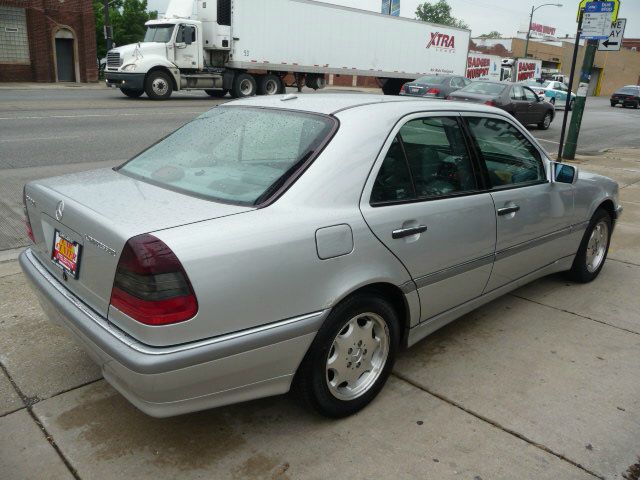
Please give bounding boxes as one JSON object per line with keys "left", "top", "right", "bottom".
{"left": 610, "top": 101, "right": 617, "bottom": 107}
{"left": 549, "top": 97, "right": 556, "bottom": 106}
{"left": 567, "top": 208, "right": 612, "bottom": 283}
{"left": 538, "top": 112, "right": 552, "bottom": 130}
{"left": 294, "top": 294, "right": 400, "bottom": 418}
{"left": 144, "top": 71, "right": 173, "bottom": 100}
{"left": 120, "top": 88, "right": 143, "bottom": 98}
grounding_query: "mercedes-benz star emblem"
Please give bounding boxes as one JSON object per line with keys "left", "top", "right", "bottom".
{"left": 55, "top": 200, "right": 65, "bottom": 221}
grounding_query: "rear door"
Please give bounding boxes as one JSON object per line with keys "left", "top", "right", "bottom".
{"left": 361, "top": 114, "right": 496, "bottom": 321}
{"left": 462, "top": 113, "right": 575, "bottom": 291}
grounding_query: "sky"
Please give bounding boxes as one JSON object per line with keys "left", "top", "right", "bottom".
{"left": 146, "top": 0, "right": 640, "bottom": 38}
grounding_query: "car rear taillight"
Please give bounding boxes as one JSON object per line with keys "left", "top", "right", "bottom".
{"left": 110, "top": 234, "right": 198, "bottom": 326}
{"left": 402, "top": 83, "right": 408, "bottom": 93}
{"left": 425, "top": 88, "right": 441, "bottom": 96}
{"left": 484, "top": 99, "right": 497, "bottom": 106}
{"left": 23, "top": 186, "right": 35, "bottom": 243}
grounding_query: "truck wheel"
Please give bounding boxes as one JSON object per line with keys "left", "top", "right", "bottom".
{"left": 305, "top": 74, "right": 326, "bottom": 90}
{"left": 145, "top": 71, "right": 173, "bottom": 100}
{"left": 258, "top": 75, "right": 282, "bottom": 96}
{"left": 231, "top": 73, "right": 257, "bottom": 98}
{"left": 205, "top": 89, "right": 229, "bottom": 98}
{"left": 120, "top": 88, "right": 144, "bottom": 98}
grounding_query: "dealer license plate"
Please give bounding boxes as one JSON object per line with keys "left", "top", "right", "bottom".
{"left": 52, "top": 231, "right": 82, "bottom": 278}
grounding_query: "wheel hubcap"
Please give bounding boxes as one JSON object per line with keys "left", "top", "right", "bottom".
{"left": 585, "top": 220, "right": 609, "bottom": 273}
{"left": 240, "top": 79, "right": 253, "bottom": 95}
{"left": 544, "top": 114, "right": 551, "bottom": 127}
{"left": 326, "top": 312, "right": 390, "bottom": 401}
{"left": 152, "top": 78, "right": 168, "bottom": 96}
{"left": 265, "top": 80, "right": 278, "bottom": 95}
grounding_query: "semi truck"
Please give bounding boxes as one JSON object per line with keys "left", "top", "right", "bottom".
{"left": 104, "top": 0, "right": 470, "bottom": 100}
{"left": 500, "top": 58, "right": 543, "bottom": 82}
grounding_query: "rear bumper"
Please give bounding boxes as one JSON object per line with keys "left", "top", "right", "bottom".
{"left": 19, "top": 248, "right": 323, "bottom": 417}
{"left": 105, "top": 72, "right": 145, "bottom": 91}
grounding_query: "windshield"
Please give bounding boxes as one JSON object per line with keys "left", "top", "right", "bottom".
{"left": 414, "top": 75, "right": 447, "bottom": 85}
{"left": 461, "top": 82, "right": 506, "bottom": 95}
{"left": 144, "top": 25, "right": 175, "bottom": 43}
{"left": 616, "top": 87, "right": 639, "bottom": 95}
{"left": 118, "top": 107, "right": 336, "bottom": 205}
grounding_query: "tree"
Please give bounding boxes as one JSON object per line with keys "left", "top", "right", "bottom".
{"left": 415, "top": 0, "right": 469, "bottom": 30}
{"left": 93, "top": 0, "right": 158, "bottom": 59}
{"left": 479, "top": 31, "right": 502, "bottom": 39}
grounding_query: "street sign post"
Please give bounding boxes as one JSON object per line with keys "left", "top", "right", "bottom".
{"left": 598, "top": 18, "right": 626, "bottom": 51}
{"left": 582, "top": 1, "right": 616, "bottom": 40}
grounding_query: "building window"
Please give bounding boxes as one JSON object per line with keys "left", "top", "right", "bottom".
{"left": 0, "top": 6, "right": 30, "bottom": 64}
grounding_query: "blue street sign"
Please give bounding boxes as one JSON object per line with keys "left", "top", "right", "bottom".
{"left": 582, "top": 1, "right": 615, "bottom": 40}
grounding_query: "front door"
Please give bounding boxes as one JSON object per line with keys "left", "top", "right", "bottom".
{"left": 361, "top": 114, "right": 496, "bottom": 321}
{"left": 523, "top": 86, "right": 546, "bottom": 124}
{"left": 463, "top": 114, "right": 575, "bottom": 291}
{"left": 174, "top": 24, "right": 199, "bottom": 69}
{"left": 55, "top": 38, "right": 75, "bottom": 82}
{"left": 509, "top": 85, "right": 531, "bottom": 125}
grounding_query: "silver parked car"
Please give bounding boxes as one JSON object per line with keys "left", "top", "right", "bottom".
{"left": 21, "top": 95, "right": 622, "bottom": 418}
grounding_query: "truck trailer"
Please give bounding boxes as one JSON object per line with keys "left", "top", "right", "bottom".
{"left": 104, "top": 0, "right": 470, "bottom": 99}
{"left": 500, "top": 58, "right": 543, "bottom": 83}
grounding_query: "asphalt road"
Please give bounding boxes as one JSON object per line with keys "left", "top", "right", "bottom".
{"left": 0, "top": 86, "right": 638, "bottom": 250}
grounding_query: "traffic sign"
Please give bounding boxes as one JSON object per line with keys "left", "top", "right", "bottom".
{"left": 582, "top": 2, "right": 616, "bottom": 40}
{"left": 598, "top": 18, "right": 626, "bottom": 51}
{"left": 577, "top": 0, "right": 619, "bottom": 23}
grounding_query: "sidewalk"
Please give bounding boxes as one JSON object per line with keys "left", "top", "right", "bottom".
{"left": 1, "top": 149, "right": 639, "bottom": 479}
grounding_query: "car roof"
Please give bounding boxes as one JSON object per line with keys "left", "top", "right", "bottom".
{"left": 220, "top": 93, "right": 501, "bottom": 116}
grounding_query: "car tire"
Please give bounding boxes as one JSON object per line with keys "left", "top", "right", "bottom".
{"left": 538, "top": 112, "right": 552, "bottom": 130}
{"left": 231, "top": 73, "right": 257, "bottom": 98}
{"left": 144, "top": 71, "right": 173, "bottom": 100}
{"left": 610, "top": 101, "right": 617, "bottom": 107}
{"left": 567, "top": 208, "right": 612, "bottom": 283}
{"left": 205, "top": 89, "right": 229, "bottom": 98}
{"left": 257, "top": 75, "right": 282, "bottom": 96}
{"left": 294, "top": 294, "right": 400, "bottom": 418}
{"left": 550, "top": 97, "right": 556, "bottom": 106}
{"left": 120, "top": 88, "right": 144, "bottom": 98}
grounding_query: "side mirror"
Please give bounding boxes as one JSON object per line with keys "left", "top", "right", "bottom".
{"left": 551, "top": 162, "right": 578, "bottom": 184}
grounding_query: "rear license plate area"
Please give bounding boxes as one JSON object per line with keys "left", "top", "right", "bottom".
{"left": 52, "top": 230, "right": 82, "bottom": 278}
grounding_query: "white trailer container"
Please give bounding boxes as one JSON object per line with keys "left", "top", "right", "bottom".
{"left": 104, "top": 0, "right": 470, "bottom": 99}
{"left": 466, "top": 52, "right": 501, "bottom": 81}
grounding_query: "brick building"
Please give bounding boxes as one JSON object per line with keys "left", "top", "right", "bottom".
{"left": 0, "top": 0, "right": 98, "bottom": 82}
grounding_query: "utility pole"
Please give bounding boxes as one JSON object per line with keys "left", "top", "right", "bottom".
{"left": 557, "top": 9, "right": 584, "bottom": 160}
{"left": 103, "top": 0, "right": 113, "bottom": 52}
{"left": 562, "top": 40, "right": 597, "bottom": 159}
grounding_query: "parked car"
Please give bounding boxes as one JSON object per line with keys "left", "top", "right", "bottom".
{"left": 400, "top": 74, "right": 471, "bottom": 99}
{"left": 21, "top": 95, "right": 622, "bottom": 419}
{"left": 447, "top": 81, "right": 555, "bottom": 129}
{"left": 610, "top": 85, "right": 640, "bottom": 108}
{"left": 521, "top": 79, "right": 576, "bottom": 110}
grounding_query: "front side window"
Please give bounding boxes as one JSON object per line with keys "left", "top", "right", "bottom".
{"left": 144, "top": 25, "right": 175, "bottom": 43}
{"left": 466, "top": 117, "right": 545, "bottom": 188}
{"left": 119, "top": 107, "right": 335, "bottom": 205}
{"left": 177, "top": 24, "right": 196, "bottom": 43}
{"left": 371, "top": 117, "right": 477, "bottom": 203}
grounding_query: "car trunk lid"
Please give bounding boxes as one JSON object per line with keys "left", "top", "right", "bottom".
{"left": 25, "top": 167, "right": 253, "bottom": 317}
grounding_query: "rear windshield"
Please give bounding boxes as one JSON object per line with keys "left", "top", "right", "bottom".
{"left": 616, "top": 87, "right": 639, "bottom": 95}
{"left": 119, "top": 107, "right": 335, "bottom": 205}
{"left": 415, "top": 75, "right": 448, "bottom": 84}
{"left": 461, "top": 82, "right": 506, "bottom": 95}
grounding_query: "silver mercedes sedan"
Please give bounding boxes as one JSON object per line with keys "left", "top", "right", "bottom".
{"left": 20, "top": 94, "right": 622, "bottom": 418}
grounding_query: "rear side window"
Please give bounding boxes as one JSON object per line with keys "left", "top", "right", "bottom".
{"left": 371, "top": 117, "right": 477, "bottom": 203}
{"left": 466, "top": 117, "right": 545, "bottom": 188}
{"left": 119, "top": 107, "right": 335, "bottom": 205}
{"left": 510, "top": 85, "right": 525, "bottom": 100}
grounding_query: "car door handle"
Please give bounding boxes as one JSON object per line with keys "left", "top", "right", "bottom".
{"left": 497, "top": 205, "right": 520, "bottom": 216}
{"left": 392, "top": 225, "right": 428, "bottom": 239}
